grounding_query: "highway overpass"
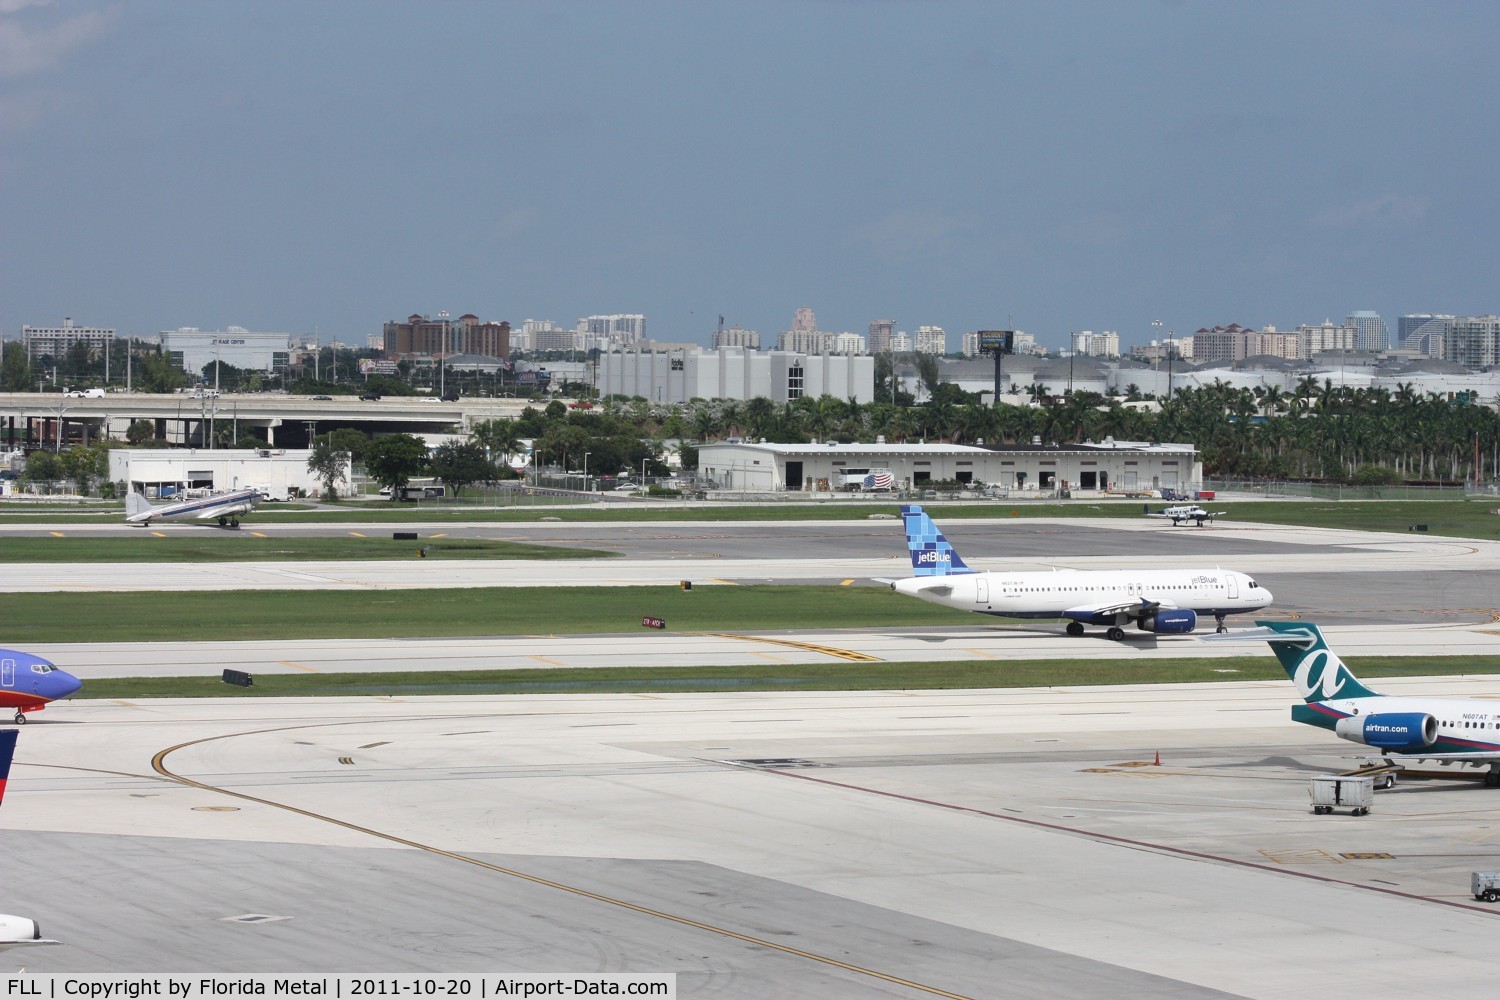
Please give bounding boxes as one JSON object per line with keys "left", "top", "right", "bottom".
{"left": 0, "top": 391, "right": 545, "bottom": 448}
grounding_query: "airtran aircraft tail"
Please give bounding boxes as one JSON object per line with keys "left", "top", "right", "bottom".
{"left": 1208, "top": 621, "right": 1381, "bottom": 703}
{"left": 900, "top": 505, "right": 976, "bottom": 577}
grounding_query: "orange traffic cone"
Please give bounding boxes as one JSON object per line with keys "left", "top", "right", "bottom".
{"left": 1153, "top": 750, "right": 1161, "bottom": 766}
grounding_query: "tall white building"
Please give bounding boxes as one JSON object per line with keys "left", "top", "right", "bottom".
{"left": 1442, "top": 316, "right": 1500, "bottom": 368}
{"left": 581, "top": 314, "right": 646, "bottom": 345}
{"left": 1074, "top": 331, "right": 1120, "bottom": 358}
{"left": 21, "top": 317, "right": 114, "bottom": 364}
{"left": 1345, "top": 310, "right": 1389, "bottom": 352}
{"left": 1297, "top": 320, "right": 1358, "bottom": 357}
{"left": 914, "top": 326, "right": 946, "bottom": 355}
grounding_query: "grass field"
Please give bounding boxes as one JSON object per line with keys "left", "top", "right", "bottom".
{"left": 0, "top": 535, "right": 616, "bottom": 562}
{"left": 0, "top": 585, "right": 972, "bottom": 642}
{"left": 71, "top": 653, "right": 1500, "bottom": 699}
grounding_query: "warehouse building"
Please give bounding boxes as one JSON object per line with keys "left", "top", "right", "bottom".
{"left": 695, "top": 439, "right": 1200, "bottom": 496}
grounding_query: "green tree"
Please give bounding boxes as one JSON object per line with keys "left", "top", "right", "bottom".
{"left": 306, "top": 439, "right": 350, "bottom": 500}
{"left": 20, "top": 450, "right": 61, "bottom": 486}
{"left": 59, "top": 444, "right": 109, "bottom": 495}
{"left": 429, "top": 441, "right": 495, "bottom": 497}
{"left": 1, "top": 341, "right": 32, "bottom": 391}
{"left": 323, "top": 427, "right": 372, "bottom": 464}
{"left": 136, "top": 349, "right": 186, "bottom": 393}
{"left": 125, "top": 419, "right": 157, "bottom": 445}
{"left": 364, "top": 433, "right": 429, "bottom": 499}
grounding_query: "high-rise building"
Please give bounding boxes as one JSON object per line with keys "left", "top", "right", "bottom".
{"left": 713, "top": 325, "right": 760, "bottom": 349}
{"left": 1074, "top": 331, "right": 1120, "bottom": 358}
{"left": 1441, "top": 316, "right": 1500, "bottom": 368}
{"left": 867, "top": 319, "right": 895, "bottom": 354}
{"left": 1398, "top": 314, "right": 1453, "bottom": 357}
{"left": 792, "top": 307, "right": 816, "bottom": 333}
{"left": 1345, "top": 310, "right": 1389, "bottom": 352}
{"left": 914, "top": 326, "right": 946, "bottom": 355}
{"left": 581, "top": 314, "right": 646, "bottom": 345}
{"left": 21, "top": 317, "right": 114, "bottom": 364}
{"left": 383, "top": 313, "right": 510, "bottom": 359}
{"left": 1296, "top": 320, "right": 1358, "bottom": 357}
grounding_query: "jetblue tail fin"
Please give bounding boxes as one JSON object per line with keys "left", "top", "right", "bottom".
{"left": 1205, "top": 621, "right": 1380, "bottom": 703}
{"left": 900, "top": 505, "right": 976, "bottom": 577}
{"left": 0, "top": 730, "right": 16, "bottom": 806}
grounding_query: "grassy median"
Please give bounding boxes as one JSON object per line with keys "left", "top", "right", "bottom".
{"left": 72, "top": 654, "right": 1500, "bottom": 699}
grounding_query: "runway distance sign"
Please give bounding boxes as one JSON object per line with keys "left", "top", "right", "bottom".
{"left": 641, "top": 616, "right": 667, "bottom": 629}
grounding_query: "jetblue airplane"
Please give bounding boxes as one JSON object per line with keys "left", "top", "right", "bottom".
{"left": 1207, "top": 621, "right": 1500, "bottom": 786}
{"left": 885, "top": 505, "right": 1273, "bottom": 640}
{"left": 1, "top": 648, "right": 83, "bottom": 724}
{"left": 1145, "top": 503, "right": 1225, "bottom": 527}
{"left": 0, "top": 731, "right": 61, "bottom": 949}
{"left": 125, "top": 486, "right": 262, "bottom": 528}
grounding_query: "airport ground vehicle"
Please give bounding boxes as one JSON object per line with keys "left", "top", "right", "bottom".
{"left": 1309, "top": 775, "right": 1373, "bottom": 815}
{"left": 1473, "top": 872, "right": 1500, "bottom": 901}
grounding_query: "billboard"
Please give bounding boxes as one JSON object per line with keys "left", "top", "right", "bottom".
{"left": 358, "top": 359, "right": 400, "bottom": 376}
{"left": 977, "top": 330, "right": 1015, "bottom": 355}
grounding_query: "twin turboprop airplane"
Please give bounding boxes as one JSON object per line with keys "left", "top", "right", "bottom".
{"left": 1208, "top": 621, "right": 1500, "bottom": 787}
{"left": 1145, "top": 503, "right": 1225, "bottom": 527}
{"left": 125, "top": 486, "right": 262, "bottom": 528}
{"left": 0, "top": 648, "right": 82, "bottom": 724}
{"left": 885, "top": 505, "right": 1273, "bottom": 640}
{"left": 0, "top": 730, "right": 61, "bottom": 949}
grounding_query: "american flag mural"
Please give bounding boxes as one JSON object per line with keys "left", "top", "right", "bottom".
{"left": 862, "top": 471, "right": 894, "bottom": 490}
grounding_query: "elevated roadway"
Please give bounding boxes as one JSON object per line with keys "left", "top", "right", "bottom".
{"left": 0, "top": 390, "right": 540, "bottom": 448}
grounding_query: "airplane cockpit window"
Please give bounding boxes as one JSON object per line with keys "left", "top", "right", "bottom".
{"left": 31, "top": 663, "right": 57, "bottom": 673}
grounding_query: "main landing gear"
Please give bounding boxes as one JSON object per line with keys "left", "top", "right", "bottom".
{"left": 1486, "top": 768, "right": 1500, "bottom": 788}
{"left": 217, "top": 516, "right": 241, "bottom": 528}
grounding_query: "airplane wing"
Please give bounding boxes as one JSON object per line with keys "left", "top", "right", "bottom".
{"left": 1061, "top": 597, "right": 1175, "bottom": 621}
{"left": 1386, "top": 751, "right": 1500, "bottom": 764}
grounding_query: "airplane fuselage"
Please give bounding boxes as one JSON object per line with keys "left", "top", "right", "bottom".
{"left": 0, "top": 648, "right": 82, "bottom": 723}
{"left": 1294, "top": 694, "right": 1500, "bottom": 756}
{"left": 893, "top": 567, "right": 1272, "bottom": 623}
{"left": 125, "top": 488, "right": 261, "bottom": 525}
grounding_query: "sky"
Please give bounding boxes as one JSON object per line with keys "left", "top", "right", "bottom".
{"left": 2, "top": 1, "right": 1497, "bottom": 352}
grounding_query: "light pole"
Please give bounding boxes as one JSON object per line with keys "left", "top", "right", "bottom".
{"left": 1151, "top": 320, "right": 1163, "bottom": 400}
{"left": 583, "top": 452, "right": 591, "bottom": 492}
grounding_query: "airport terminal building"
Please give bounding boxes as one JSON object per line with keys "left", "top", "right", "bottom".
{"left": 107, "top": 447, "right": 340, "bottom": 499}
{"left": 695, "top": 439, "right": 1201, "bottom": 495}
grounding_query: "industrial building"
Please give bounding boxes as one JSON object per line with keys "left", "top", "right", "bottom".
{"left": 696, "top": 439, "right": 1201, "bottom": 495}
{"left": 107, "top": 447, "right": 342, "bottom": 499}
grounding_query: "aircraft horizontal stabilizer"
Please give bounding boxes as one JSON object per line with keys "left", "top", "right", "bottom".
{"left": 1202, "top": 626, "right": 1317, "bottom": 646}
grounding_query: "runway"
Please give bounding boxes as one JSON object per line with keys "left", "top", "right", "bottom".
{"left": 8, "top": 685, "right": 1500, "bottom": 995}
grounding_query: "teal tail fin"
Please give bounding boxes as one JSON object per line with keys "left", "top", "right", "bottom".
{"left": 1246, "top": 621, "right": 1381, "bottom": 703}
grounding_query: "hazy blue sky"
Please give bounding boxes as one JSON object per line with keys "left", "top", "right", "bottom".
{"left": 3, "top": 1, "right": 1496, "bottom": 351}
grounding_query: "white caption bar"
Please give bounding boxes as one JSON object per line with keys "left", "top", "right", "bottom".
{"left": 2, "top": 976, "right": 675, "bottom": 1000}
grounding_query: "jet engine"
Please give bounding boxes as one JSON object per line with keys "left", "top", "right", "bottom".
{"left": 0, "top": 913, "right": 45, "bottom": 946}
{"left": 1136, "top": 609, "right": 1197, "bottom": 634}
{"left": 1334, "top": 713, "right": 1438, "bottom": 750}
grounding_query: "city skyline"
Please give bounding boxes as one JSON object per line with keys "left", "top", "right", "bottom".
{"left": 2, "top": 3, "right": 1496, "bottom": 352}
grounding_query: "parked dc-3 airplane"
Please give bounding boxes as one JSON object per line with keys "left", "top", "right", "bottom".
{"left": 1145, "top": 503, "right": 1225, "bottom": 526}
{"left": 125, "top": 487, "right": 262, "bottom": 527}
{"left": 884, "top": 505, "right": 1273, "bottom": 640}
{"left": 0, "top": 730, "right": 61, "bottom": 949}
{"left": 0, "top": 648, "right": 81, "bottom": 725}
{"left": 1207, "top": 621, "right": 1500, "bottom": 786}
